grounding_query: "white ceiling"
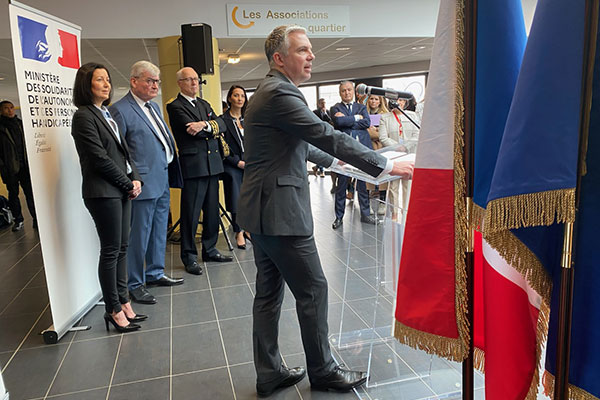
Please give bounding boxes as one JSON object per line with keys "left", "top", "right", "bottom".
{"left": 0, "top": 36, "right": 434, "bottom": 106}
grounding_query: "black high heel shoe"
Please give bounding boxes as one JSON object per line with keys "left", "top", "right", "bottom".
{"left": 126, "top": 314, "right": 148, "bottom": 323}
{"left": 243, "top": 232, "right": 252, "bottom": 243}
{"left": 104, "top": 313, "right": 140, "bottom": 333}
{"left": 235, "top": 232, "right": 246, "bottom": 250}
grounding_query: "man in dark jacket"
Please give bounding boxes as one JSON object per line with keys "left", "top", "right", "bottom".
{"left": 0, "top": 101, "right": 36, "bottom": 231}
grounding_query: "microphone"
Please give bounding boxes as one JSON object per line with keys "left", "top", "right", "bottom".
{"left": 356, "top": 83, "right": 412, "bottom": 101}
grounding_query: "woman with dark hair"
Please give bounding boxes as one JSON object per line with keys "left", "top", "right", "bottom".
{"left": 71, "top": 62, "right": 144, "bottom": 333}
{"left": 220, "top": 85, "right": 249, "bottom": 249}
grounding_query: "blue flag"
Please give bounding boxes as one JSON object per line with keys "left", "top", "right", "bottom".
{"left": 484, "top": 0, "right": 600, "bottom": 398}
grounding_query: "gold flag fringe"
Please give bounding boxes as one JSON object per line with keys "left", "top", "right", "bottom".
{"left": 484, "top": 189, "right": 575, "bottom": 233}
{"left": 472, "top": 203, "right": 485, "bottom": 232}
{"left": 543, "top": 370, "right": 600, "bottom": 400}
{"left": 452, "top": 0, "right": 470, "bottom": 360}
{"left": 393, "top": 321, "right": 467, "bottom": 362}
{"left": 483, "top": 229, "right": 552, "bottom": 304}
{"left": 473, "top": 347, "right": 485, "bottom": 372}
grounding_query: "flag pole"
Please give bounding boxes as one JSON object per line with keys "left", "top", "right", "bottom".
{"left": 554, "top": 1, "right": 599, "bottom": 399}
{"left": 462, "top": 0, "right": 477, "bottom": 398}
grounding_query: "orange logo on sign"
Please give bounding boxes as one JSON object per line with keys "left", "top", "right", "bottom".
{"left": 232, "top": 6, "right": 255, "bottom": 29}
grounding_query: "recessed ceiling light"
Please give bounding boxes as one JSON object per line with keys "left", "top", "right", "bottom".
{"left": 0, "top": 77, "right": 4, "bottom": 81}
{"left": 411, "top": 45, "right": 426, "bottom": 50}
{"left": 335, "top": 47, "right": 350, "bottom": 51}
{"left": 228, "top": 54, "right": 240, "bottom": 64}
{"left": 117, "top": 86, "right": 127, "bottom": 90}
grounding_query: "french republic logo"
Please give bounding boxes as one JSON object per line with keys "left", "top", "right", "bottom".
{"left": 17, "top": 15, "right": 80, "bottom": 69}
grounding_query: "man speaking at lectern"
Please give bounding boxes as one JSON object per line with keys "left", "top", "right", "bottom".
{"left": 238, "top": 25, "right": 413, "bottom": 397}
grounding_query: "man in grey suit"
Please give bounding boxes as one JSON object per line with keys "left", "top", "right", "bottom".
{"left": 110, "top": 61, "right": 184, "bottom": 305}
{"left": 238, "top": 25, "right": 413, "bottom": 397}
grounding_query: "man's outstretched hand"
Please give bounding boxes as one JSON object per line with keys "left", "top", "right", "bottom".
{"left": 390, "top": 161, "right": 414, "bottom": 179}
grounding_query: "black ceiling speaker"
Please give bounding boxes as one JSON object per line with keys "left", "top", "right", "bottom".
{"left": 181, "top": 23, "right": 214, "bottom": 75}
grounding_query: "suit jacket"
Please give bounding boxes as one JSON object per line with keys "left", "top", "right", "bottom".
{"left": 71, "top": 105, "right": 141, "bottom": 199}
{"left": 166, "top": 93, "right": 226, "bottom": 179}
{"left": 330, "top": 101, "right": 372, "bottom": 148}
{"left": 220, "top": 110, "right": 244, "bottom": 168}
{"left": 312, "top": 108, "right": 332, "bottom": 124}
{"left": 378, "top": 110, "right": 420, "bottom": 154}
{"left": 110, "top": 92, "right": 182, "bottom": 200}
{"left": 238, "top": 69, "right": 387, "bottom": 236}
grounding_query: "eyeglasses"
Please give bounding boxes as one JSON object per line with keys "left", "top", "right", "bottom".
{"left": 179, "top": 77, "right": 199, "bottom": 83}
{"left": 136, "top": 77, "right": 161, "bottom": 86}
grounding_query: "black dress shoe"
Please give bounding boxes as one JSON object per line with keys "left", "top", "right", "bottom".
{"left": 202, "top": 252, "right": 233, "bottom": 263}
{"left": 126, "top": 313, "right": 148, "bottom": 323}
{"left": 332, "top": 218, "right": 343, "bottom": 230}
{"left": 104, "top": 313, "right": 140, "bottom": 333}
{"left": 310, "top": 366, "right": 367, "bottom": 392}
{"left": 360, "top": 214, "right": 377, "bottom": 225}
{"left": 185, "top": 261, "right": 203, "bottom": 275}
{"left": 12, "top": 221, "right": 24, "bottom": 232}
{"left": 147, "top": 274, "right": 184, "bottom": 286}
{"left": 256, "top": 366, "right": 306, "bottom": 397}
{"left": 129, "top": 286, "right": 156, "bottom": 304}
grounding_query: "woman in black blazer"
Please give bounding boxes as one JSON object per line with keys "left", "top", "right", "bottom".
{"left": 71, "top": 62, "right": 144, "bottom": 333}
{"left": 220, "top": 85, "right": 248, "bottom": 249}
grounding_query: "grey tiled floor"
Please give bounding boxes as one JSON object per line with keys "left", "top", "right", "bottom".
{"left": 0, "top": 177, "right": 483, "bottom": 400}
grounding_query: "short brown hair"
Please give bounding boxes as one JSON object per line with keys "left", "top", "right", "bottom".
{"left": 73, "top": 62, "right": 113, "bottom": 108}
{"left": 264, "top": 25, "right": 307, "bottom": 66}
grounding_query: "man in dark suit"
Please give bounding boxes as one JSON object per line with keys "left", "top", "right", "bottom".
{"left": 166, "top": 67, "right": 232, "bottom": 276}
{"left": 312, "top": 98, "right": 332, "bottom": 124}
{"left": 330, "top": 81, "right": 377, "bottom": 230}
{"left": 0, "top": 100, "right": 36, "bottom": 231}
{"left": 110, "top": 60, "right": 184, "bottom": 305}
{"left": 238, "top": 25, "right": 413, "bottom": 396}
{"left": 311, "top": 98, "right": 331, "bottom": 178}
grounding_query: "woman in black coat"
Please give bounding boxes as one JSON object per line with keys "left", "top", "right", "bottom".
{"left": 71, "top": 62, "right": 145, "bottom": 333}
{"left": 220, "top": 85, "right": 248, "bottom": 249}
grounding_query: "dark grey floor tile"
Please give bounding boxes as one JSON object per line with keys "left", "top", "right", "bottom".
{"left": 112, "top": 328, "right": 170, "bottom": 384}
{"left": 206, "top": 262, "right": 247, "bottom": 288}
{"left": 172, "top": 271, "right": 209, "bottom": 293}
{"left": 1, "top": 286, "right": 48, "bottom": 317}
{"left": 49, "top": 336, "right": 120, "bottom": 395}
{"left": 25, "top": 269, "right": 48, "bottom": 289}
{"left": 1, "top": 344, "right": 69, "bottom": 399}
{"left": 172, "top": 290, "right": 215, "bottom": 326}
{"left": 172, "top": 322, "right": 226, "bottom": 373}
{"left": 46, "top": 387, "right": 108, "bottom": 399}
{"left": 145, "top": 284, "right": 172, "bottom": 298}
{"left": 346, "top": 297, "right": 395, "bottom": 330}
{"left": 0, "top": 289, "right": 20, "bottom": 312}
{"left": 230, "top": 362, "right": 302, "bottom": 400}
{"left": 0, "top": 351, "right": 11, "bottom": 369}
{"left": 0, "top": 312, "right": 41, "bottom": 352}
{"left": 108, "top": 377, "right": 169, "bottom": 400}
{"left": 172, "top": 367, "right": 234, "bottom": 400}
{"left": 220, "top": 316, "right": 253, "bottom": 365}
{"left": 212, "top": 285, "right": 254, "bottom": 319}
{"left": 0, "top": 266, "right": 43, "bottom": 293}
{"left": 127, "top": 295, "right": 171, "bottom": 331}
{"left": 238, "top": 260, "right": 257, "bottom": 284}
{"left": 327, "top": 302, "right": 369, "bottom": 337}
{"left": 232, "top": 247, "right": 255, "bottom": 263}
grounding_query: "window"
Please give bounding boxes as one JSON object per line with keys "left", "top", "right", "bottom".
{"left": 382, "top": 74, "right": 427, "bottom": 102}
{"left": 298, "top": 85, "right": 317, "bottom": 110}
{"left": 317, "top": 84, "right": 341, "bottom": 111}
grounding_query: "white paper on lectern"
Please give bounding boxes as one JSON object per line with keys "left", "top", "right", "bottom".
{"left": 328, "top": 144, "right": 416, "bottom": 185}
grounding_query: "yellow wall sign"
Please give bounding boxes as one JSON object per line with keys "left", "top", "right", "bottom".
{"left": 227, "top": 4, "right": 350, "bottom": 36}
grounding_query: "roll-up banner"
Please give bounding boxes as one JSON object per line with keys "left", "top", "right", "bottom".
{"left": 8, "top": 1, "right": 101, "bottom": 343}
{"left": 0, "top": 369, "right": 7, "bottom": 400}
